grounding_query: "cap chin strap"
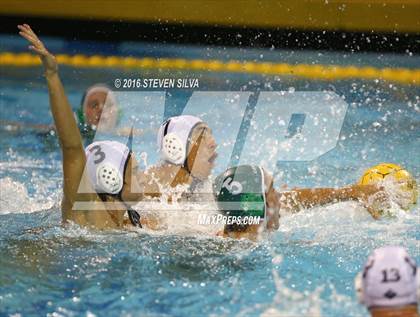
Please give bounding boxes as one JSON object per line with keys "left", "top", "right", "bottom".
{"left": 98, "top": 192, "right": 142, "bottom": 228}
{"left": 183, "top": 127, "right": 206, "bottom": 176}
{"left": 117, "top": 153, "right": 141, "bottom": 228}
{"left": 127, "top": 208, "right": 142, "bottom": 228}
{"left": 98, "top": 191, "right": 142, "bottom": 228}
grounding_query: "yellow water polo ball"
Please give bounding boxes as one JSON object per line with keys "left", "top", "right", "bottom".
{"left": 359, "top": 163, "right": 418, "bottom": 210}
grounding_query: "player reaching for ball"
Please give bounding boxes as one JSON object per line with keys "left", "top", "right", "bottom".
{"left": 212, "top": 164, "right": 409, "bottom": 240}
{"left": 277, "top": 162, "right": 417, "bottom": 219}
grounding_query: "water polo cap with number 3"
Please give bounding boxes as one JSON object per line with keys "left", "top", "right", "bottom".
{"left": 85, "top": 141, "right": 130, "bottom": 195}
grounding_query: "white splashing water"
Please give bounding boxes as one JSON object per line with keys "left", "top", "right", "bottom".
{"left": 133, "top": 179, "right": 224, "bottom": 236}
{"left": 0, "top": 177, "right": 56, "bottom": 214}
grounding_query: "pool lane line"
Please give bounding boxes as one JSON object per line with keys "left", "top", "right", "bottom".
{"left": 1, "top": 52, "right": 419, "bottom": 85}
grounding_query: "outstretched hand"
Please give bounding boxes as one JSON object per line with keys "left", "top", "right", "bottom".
{"left": 358, "top": 185, "right": 391, "bottom": 219}
{"left": 18, "top": 24, "right": 58, "bottom": 76}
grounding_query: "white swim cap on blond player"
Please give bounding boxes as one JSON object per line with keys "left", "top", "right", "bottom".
{"left": 85, "top": 141, "right": 130, "bottom": 195}
{"left": 157, "top": 115, "right": 203, "bottom": 165}
{"left": 355, "top": 246, "right": 419, "bottom": 309}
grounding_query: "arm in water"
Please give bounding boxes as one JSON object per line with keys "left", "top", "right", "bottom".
{"left": 18, "top": 24, "right": 118, "bottom": 228}
{"left": 279, "top": 184, "right": 388, "bottom": 219}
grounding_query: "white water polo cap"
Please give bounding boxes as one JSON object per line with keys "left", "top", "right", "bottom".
{"left": 355, "top": 246, "right": 419, "bottom": 309}
{"left": 85, "top": 141, "right": 131, "bottom": 195}
{"left": 157, "top": 115, "right": 203, "bottom": 165}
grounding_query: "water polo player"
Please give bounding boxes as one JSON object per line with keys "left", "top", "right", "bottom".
{"left": 213, "top": 165, "right": 280, "bottom": 241}
{"left": 75, "top": 83, "right": 119, "bottom": 141}
{"left": 355, "top": 246, "right": 419, "bottom": 317}
{"left": 143, "top": 115, "right": 218, "bottom": 198}
{"left": 214, "top": 165, "right": 389, "bottom": 240}
{"left": 18, "top": 24, "right": 154, "bottom": 229}
{"left": 1, "top": 68, "right": 140, "bottom": 144}
{"left": 0, "top": 82, "right": 120, "bottom": 141}
{"left": 75, "top": 84, "right": 143, "bottom": 142}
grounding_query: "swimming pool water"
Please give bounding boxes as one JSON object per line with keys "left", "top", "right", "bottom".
{"left": 0, "top": 39, "right": 419, "bottom": 317}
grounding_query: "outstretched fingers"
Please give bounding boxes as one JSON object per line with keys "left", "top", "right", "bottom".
{"left": 19, "top": 29, "right": 36, "bottom": 44}
{"left": 18, "top": 25, "right": 38, "bottom": 44}
{"left": 18, "top": 24, "right": 47, "bottom": 54}
{"left": 23, "top": 24, "right": 41, "bottom": 42}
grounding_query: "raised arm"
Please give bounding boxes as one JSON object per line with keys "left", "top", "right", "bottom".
{"left": 279, "top": 184, "right": 388, "bottom": 219}
{"left": 18, "top": 25, "right": 82, "bottom": 150}
{"left": 18, "top": 24, "right": 88, "bottom": 208}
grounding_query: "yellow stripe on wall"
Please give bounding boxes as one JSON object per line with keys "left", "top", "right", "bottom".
{"left": 1, "top": 52, "right": 419, "bottom": 85}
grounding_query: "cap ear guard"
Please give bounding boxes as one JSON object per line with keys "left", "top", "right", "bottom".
{"left": 161, "top": 132, "right": 186, "bottom": 165}
{"left": 160, "top": 118, "right": 187, "bottom": 165}
{"left": 157, "top": 115, "right": 203, "bottom": 166}
{"left": 85, "top": 141, "right": 130, "bottom": 196}
{"left": 96, "top": 163, "right": 123, "bottom": 194}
